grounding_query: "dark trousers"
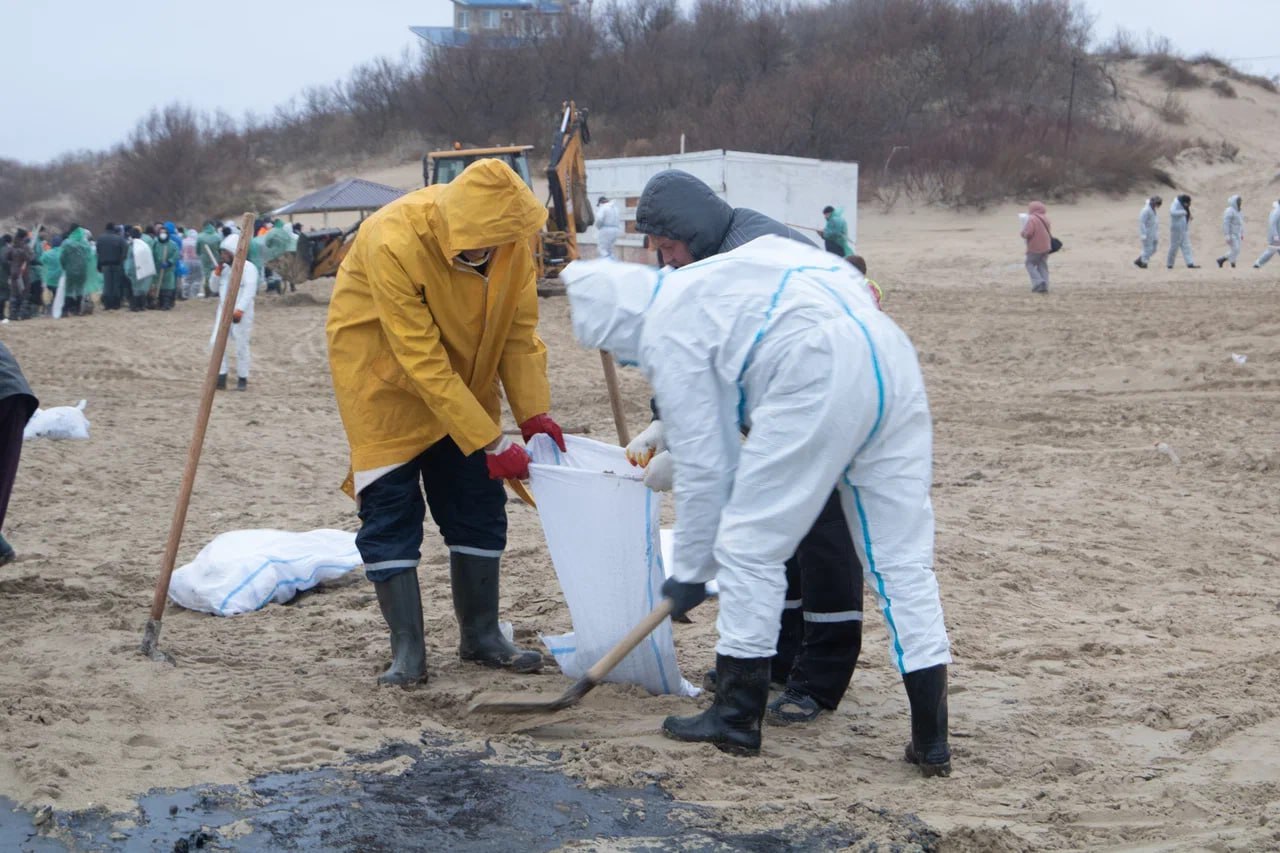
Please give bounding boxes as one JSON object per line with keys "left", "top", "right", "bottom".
{"left": 355, "top": 438, "right": 507, "bottom": 583}
{"left": 0, "top": 400, "right": 28, "bottom": 530}
{"left": 773, "top": 490, "right": 864, "bottom": 709}
{"left": 101, "top": 264, "right": 126, "bottom": 309}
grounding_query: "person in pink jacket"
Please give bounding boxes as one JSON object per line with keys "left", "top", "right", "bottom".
{"left": 1020, "top": 201, "right": 1052, "bottom": 293}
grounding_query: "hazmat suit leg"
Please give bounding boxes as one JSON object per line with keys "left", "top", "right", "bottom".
{"left": 597, "top": 227, "right": 620, "bottom": 261}
{"left": 1140, "top": 236, "right": 1158, "bottom": 265}
{"left": 1168, "top": 226, "right": 1195, "bottom": 267}
{"left": 218, "top": 322, "right": 252, "bottom": 380}
{"left": 1227, "top": 236, "right": 1241, "bottom": 265}
{"left": 711, "top": 323, "right": 874, "bottom": 663}
{"left": 1255, "top": 247, "right": 1278, "bottom": 268}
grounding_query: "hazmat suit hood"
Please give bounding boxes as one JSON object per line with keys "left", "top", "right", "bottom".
{"left": 1228, "top": 194, "right": 1241, "bottom": 211}
{"left": 634, "top": 170, "right": 734, "bottom": 262}
{"left": 429, "top": 158, "right": 546, "bottom": 261}
{"left": 562, "top": 258, "right": 658, "bottom": 366}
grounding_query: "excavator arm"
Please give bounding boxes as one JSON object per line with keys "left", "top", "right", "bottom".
{"left": 540, "top": 102, "right": 593, "bottom": 280}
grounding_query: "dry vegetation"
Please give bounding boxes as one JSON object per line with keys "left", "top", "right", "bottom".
{"left": 3, "top": 0, "right": 1278, "bottom": 225}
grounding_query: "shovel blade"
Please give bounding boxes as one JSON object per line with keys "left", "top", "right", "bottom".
{"left": 468, "top": 678, "right": 593, "bottom": 715}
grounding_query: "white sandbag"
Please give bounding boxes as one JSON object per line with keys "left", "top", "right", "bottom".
{"left": 23, "top": 399, "right": 90, "bottom": 441}
{"left": 168, "top": 528, "right": 361, "bottom": 616}
{"left": 528, "top": 434, "right": 697, "bottom": 697}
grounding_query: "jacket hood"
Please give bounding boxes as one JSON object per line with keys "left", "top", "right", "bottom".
{"left": 1229, "top": 194, "right": 1241, "bottom": 210}
{"left": 634, "top": 170, "right": 734, "bottom": 262}
{"left": 562, "top": 258, "right": 658, "bottom": 366}
{"left": 430, "top": 158, "right": 546, "bottom": 260}
{"left": 1028, "top": 201, "right": 1047, "bottom": 215}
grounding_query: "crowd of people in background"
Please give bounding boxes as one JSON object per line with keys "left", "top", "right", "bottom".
{"left": 0, "top": 218, "right": 303, "bottom": 322}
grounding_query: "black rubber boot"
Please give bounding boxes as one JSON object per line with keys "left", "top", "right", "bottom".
{"left": 664, "top": 655, "right": 770, "bottom": 756}
{"left": 216, "top": 374, "right": 227, "bottom": 390}
{"left": 903, "top": 664, "right": 951, "bottom": 778}
{"left": 236, "top": 377, "right": 248, "bottom": 392}
{"left": 372, "top": 569, "right": 427, "bottom": 687}
{"left": 448, "top": 552, "right": 542, "bottom": 673}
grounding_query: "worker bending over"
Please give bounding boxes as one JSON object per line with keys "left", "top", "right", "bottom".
{"left": 629, "top": 169, "right": 862, "bottom": 726}
{"left": 327, "top": 159, "right": 566, "bottom": 687}
{"left": 564, "top": 236, "right": 953, "bottom": 776}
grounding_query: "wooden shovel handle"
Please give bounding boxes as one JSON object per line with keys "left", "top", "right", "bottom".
{"left": 584, "top": 598, "right": 675, "bottom": 683}
{"left": 600, "top": 351, "right": 631, "bottom": 446}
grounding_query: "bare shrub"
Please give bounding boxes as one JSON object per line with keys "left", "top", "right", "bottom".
{"left": 1188, "top": 52, "right": 1278, "bottom": 93}
{"left": 1210, "top": 79, "right": 1238, "bottom": 98}
{"left": 1156, "top": 93, "right": 1191, "bottom": 125}
{"left": 1143, "top": 54, "right": 1205, "bottom": 89}
{"left": 1098, "top": 28, "right": 1138, "bottom": 60}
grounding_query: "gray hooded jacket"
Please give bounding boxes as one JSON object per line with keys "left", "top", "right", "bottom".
{"left": 634, "top": 170, "right": 814, "bottom": 261}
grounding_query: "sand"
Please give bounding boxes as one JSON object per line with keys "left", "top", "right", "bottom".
{"left": 2, "top": 60, "right": 1279, "bottom": 850}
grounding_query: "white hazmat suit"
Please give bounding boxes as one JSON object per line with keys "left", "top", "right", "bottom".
{"left": 1218, "top": 195, "right": 1244, "bottom": 268}
{"left": 1167, "top": 196, "right": 1196, "bottom": 268}
{"left": 1137, "top": 199, "right": 1160, "bottom": 266}
{"left": 594, "top": 199, "right": 622, "bottom": 260}
{"left": 564, "top": 236, "right": 951, "bottom": 675}
{"left": 210, "top": 235, "right": 259, "bottom": 380}
{"left": 1255, "top": 201, "right": 1280, "bottom": 268}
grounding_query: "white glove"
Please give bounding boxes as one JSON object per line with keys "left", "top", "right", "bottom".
{"left": 625, "top": 419, "right": 665, "bottom": 467}
{"left": 642, "top": 450, "right": 674, "bottom": 492}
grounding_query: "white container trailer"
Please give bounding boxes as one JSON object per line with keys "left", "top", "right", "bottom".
{"left": 581, "top": 149, "right": 858, "bottom": 261}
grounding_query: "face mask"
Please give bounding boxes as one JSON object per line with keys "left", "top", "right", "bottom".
{"left": 159, "top": 234, "right": 168, "bottom": 241}
{"left": 457, "top": 251, "right": 491, "bottom": 268}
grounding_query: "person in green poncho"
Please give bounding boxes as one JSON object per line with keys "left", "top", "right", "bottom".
{"left": 821, "top": 206, "right": 853, "bottom": 258}
{"left": 58, "top": 228, "right": 95, "bottom": 316}
{"left": 152, "top": 227, "right": 179, "bottom": 310}
{"left": 196, "top": 222, "right": 221, "bottom": 298}
{"left": 41, "top": 236, "right": 63, "bottom": 314}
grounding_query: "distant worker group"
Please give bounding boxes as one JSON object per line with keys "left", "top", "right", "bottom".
{"left": 1135, "top": 194, "right": 1280, "bottom": 271}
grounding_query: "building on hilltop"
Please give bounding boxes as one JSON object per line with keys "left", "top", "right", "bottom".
{"left": 411, "top": 0, "right": 581, "bottom": 48}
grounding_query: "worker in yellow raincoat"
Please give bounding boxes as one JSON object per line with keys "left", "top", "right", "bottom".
{"left": 327, "top": 159, "right": 567, "bottom": 687}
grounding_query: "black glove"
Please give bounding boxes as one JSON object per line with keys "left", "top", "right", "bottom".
{"left": 662, "top": 577, "right": 707, "bottom": 620}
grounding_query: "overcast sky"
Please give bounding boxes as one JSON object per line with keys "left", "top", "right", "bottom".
{"left": 2, "top": 0, "right": 1277, "bottom": 165}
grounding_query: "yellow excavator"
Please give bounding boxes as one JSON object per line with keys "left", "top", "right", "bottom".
{"left": 424, "top": 101, "right": 593, "bottom": 290}
{"left": 298, "top": 102, "right": 592, "bottom": 290}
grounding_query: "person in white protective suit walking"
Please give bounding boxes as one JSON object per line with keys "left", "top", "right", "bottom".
{"left": 1254, "top": 200, "right": 1280, "bottom": 268}
{"left": 594, "top": 197, "right": 622, "bottom": 260}
{"left": 563, "top": 236, "right": 953, "bottom": 775}
{"left": 210, "top": 234, "right": 259, "bottom": 391}
{"left": 1216, "top": 195, "right": 1244, "bottom": 269}
{"left": 1167, "top": 194, "right": 1199, "bottom": 269}
{"left": 1134, "top": 196, "right": 1161, "bottom": 269}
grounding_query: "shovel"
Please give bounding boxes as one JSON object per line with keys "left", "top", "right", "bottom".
{"left": 469, "top": 598, "right": 675, "bottom": 714}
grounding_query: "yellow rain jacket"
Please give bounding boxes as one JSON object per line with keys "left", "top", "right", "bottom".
{"left": 326, "top": 159, "right": 550, "bottom": 498}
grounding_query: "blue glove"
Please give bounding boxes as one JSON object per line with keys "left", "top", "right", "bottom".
{"left": 164, "top": 262, "right": 173, "bottom": 269}
{"left": 662, "top": 577, "right": 707, "bottom": 619}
